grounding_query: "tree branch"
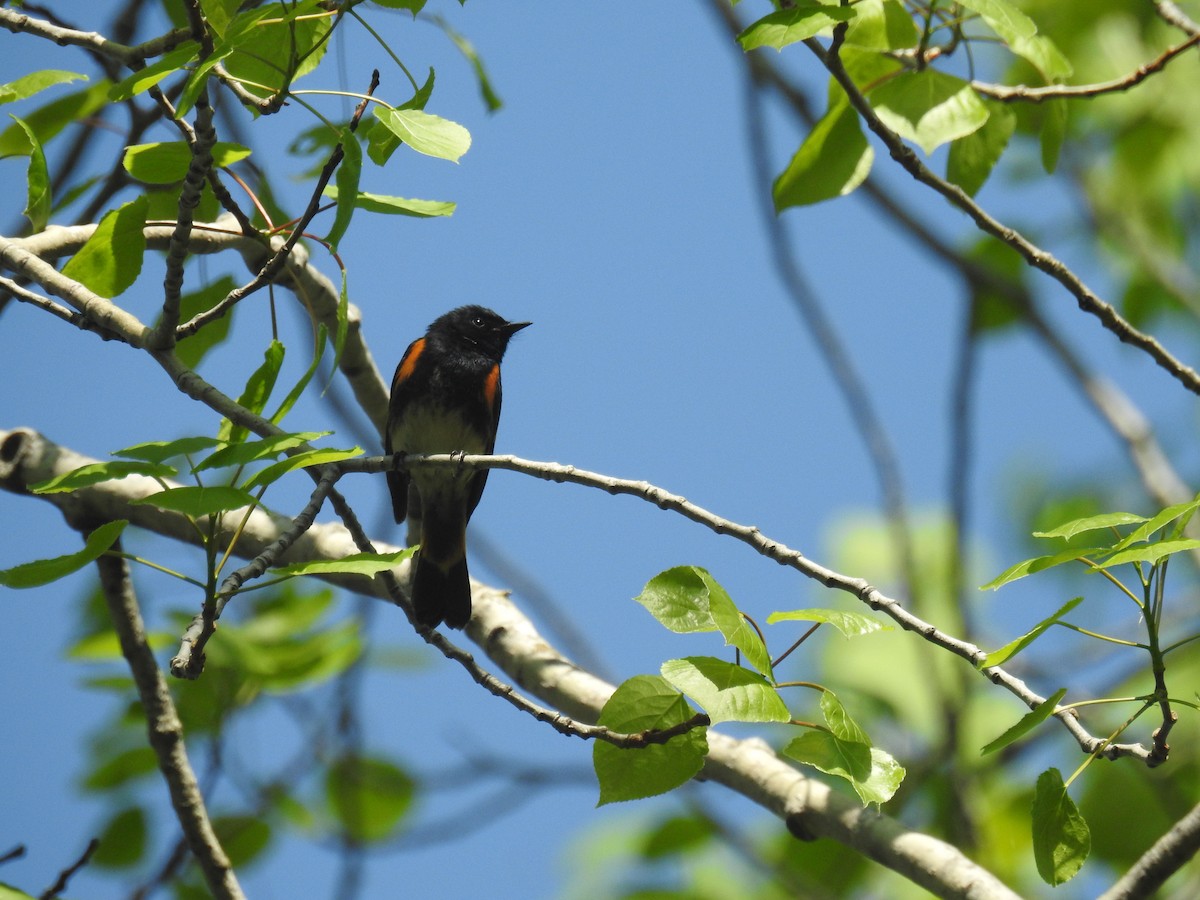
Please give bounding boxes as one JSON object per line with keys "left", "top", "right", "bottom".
{"left": 802, "top": 37, "right": 1200, "bottom": 398}
{"left": 0, "top": 427, "right": 1022, "bottom": 898}
{"left": 92, "top": 540, "right": 244, "bottom": 900}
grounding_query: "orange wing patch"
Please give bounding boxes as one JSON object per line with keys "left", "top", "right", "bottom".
{"left": 483, "top": 364, "right": 500, "bottom": 413}
{"left": 393, "top": 337, "right": 426, "bottom": 390}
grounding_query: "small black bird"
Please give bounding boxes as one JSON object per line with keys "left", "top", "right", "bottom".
{"left": 385, "top": 305, "right": 531, "bottom": 629}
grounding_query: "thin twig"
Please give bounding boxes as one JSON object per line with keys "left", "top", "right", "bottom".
{"left": 355, "top": 451, "right": 1158, "bottom": 764}
{"left": 971, "top": 32, "right": 1200, "bottom": 102}
{"left": 37, "top": 839, "right": 98, "bottom": 900}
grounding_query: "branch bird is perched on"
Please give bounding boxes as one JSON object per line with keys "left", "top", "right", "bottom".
{"left": 385, "top": 305, "right": 531, "bottom": 629}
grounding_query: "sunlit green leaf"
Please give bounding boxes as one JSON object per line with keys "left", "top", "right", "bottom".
{"left": 130, "top": 485, "right": 257, "bottom": 517}
{"left": 738, "top": 3, "right": 858, "bottom": 51}
{"left": 374, "top": 107, "right": 471, "bottom": 162}
{"left": 820, "top": 690, "right": 870, "bottom": 745}
{"left": 108, "top": 42, "right": 199, "bottom": 100}
{"left": 0, "top": 70, "right": 87, "bottom": 105}
{"left": 241, "top": 446, "right": 361, "bottom": 490}
{"left": 782, "top": 729, "right": 872, "bottom": 782}
{"left": 946, "top": 99, "right": 1015, "bottom": 196}
{"left": 113, "top": 435, "right": 224, "bottom": 463}
{"left": 174, "top": 276, "right": 239, "bottom": 369}
{"left": 1099, "top": 539, "right": 1200, "bottom": 569}
{"left": 1032, "top": 768, "right": 1090, "bottom": 885}
{"left": 979, "top": 597, "right": 1083, "bottom": 668}
{"left": 123, "top": 141, "right": 251, "bottom": 183}
{"left": 0, "top": 520, "right": 126, "bottom": 588}
{"left": 325, "top": 127, "right": 361, "bottom": 250}
{"left": 774, "top": 95, "right": 872, "bottom": 209}
{"left": 220, "top": 340, "right": 284, "bottom": 444}
{"left": 844, "top": 0, "right": 918, "bottom": 50}
{"left": 60, "top": 195, "right": 148, "bottom": 297}
{"left": 324, "top": 186, "right": 456, "bottom": 218}
{"left": 660, "top": 656, "right": 789, "bottom": 723}
{"left": 10, "top": 117, "right": 50, "bottom": 231}
{"left": 272, "top": 548, "right": 416, "bottom": 578}
{"left": 0, "top": 81, "right": 111, "bottom": 156}
{"left": 767, "top": 608, "right": 891, "bottom": 638}
{"left": 594, "top": 675, "right": 708, "bottom": 806}
{"left": 981, "top": 548, "right": 1101, "bottom": 590}
{"left": 1033, "top": 510, "right": 1146, "bottom": 541}
{"left": 636, "top": 566, "right": 773, "bottom": 677}
{"left": 31, "top": 460, "right": 176, "bottom": 494}
{"left": 193, "top": 431, "right": 329, "bottom": 472}
{"left": 869, "top": 70, "right": 989, "bottom": 154}
{"left": 1111, "top": 497, "right": 1200, "bottom": 550}
{"left": 956, "top": 0, "right": 1072, "bottom": 82}
{"left": 981, "top": 688, "right": 1068, "bottom": 755}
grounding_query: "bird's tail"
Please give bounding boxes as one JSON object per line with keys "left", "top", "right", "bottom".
{"left": 411, "top": 505, "right": 471, "bottom": 629}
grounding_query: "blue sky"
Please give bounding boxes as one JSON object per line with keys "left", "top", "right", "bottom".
{"left": 1, "top": 3, "right": 1192, "bottom": 898}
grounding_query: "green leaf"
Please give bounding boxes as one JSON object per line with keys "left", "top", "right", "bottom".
{"left": 0, "top": 883, "right": 37, "bottom": 899}
{"left": 31, "top": 460, "right": 177, "bottom": 493}
{"left": 981, "top": 547, "right": 1102, "bottom": 590}
{"left": 273, "top": 325, "right": 327, "bottom": 424}
{"left": 193, "top": 431, "right": 329, "bottom": 472}
{"left": 1033, "top": 510, "right": 1147, "bottom": 541}
{"left": 130, "top": 485, "right": 258, "bottom": 517}
{"left": 1111, "top": 497, "right": 1200, "bottom": 550}
{"left": 438, "top": 17, "right": 502, "bottom": 111}
{"left": 174, "top": 275, "right": 239, "bottom": 369}
{"left": 220, "top": 340, "right": 285, "bottom": 443}
{"left": 979, "top": 597, "right": 1083, "bottom": 668}
{"left": 854, "top": 748, "right": 906, "bottom": 805}
{"left": 83, "top": 746, "right": 158, "bottom": 791}
{"left": 0, "top": 520, "right": 126, "bottom": 588}
{"left": 325, "top": 127, "right": 361, "bottom": 250}
{"left": 372, "top": 0, "right": 426, "bottom": 12}
{"left": 844, "top": 0, "right": 919, "bottom": 51}
{"left": 820, "top": 690, "right": 870, "bottom": 745}
{"left": 0, "top": 70, "right": 87, "bottom": 105}
{"left": 241, "top": 446, "right": 362, "bottom": 491}
{"left": 60, "top": 195, "right": 148, "bottom": 297}
{"left": 767, "top": 607, "right": 891, "bottom": 638}
{"left": 200, "top": 0, "right": 245, "bottom": 37}
{"left": 738, "top": 3, "right": 858, "bottom": 51}
{"left": 108, "top": 42, "right": 200, "bottom": 101}
{"left": 869, "top": 70, "right": 990, "bottom": 154}
{"left": 594, "top": 675, "right": 708, "bottom": 806}
{"left": 366, "top": 69, "right": 434, "bottom": 166}
{"left": 1098, "top": 539, "right": 1200, "bottom": 569}
{"left": 955, "top": 0, "right": 1071, "bottom": 83}
{"left": 0, "top": 80, "right": 111, "bottom": 156}
{"left": 10, "top": 117, "right": 50, "bottom": 232}
{"left": 660, "top": 656, "right": 789, "bottom": 724}
{"left": 272, "top": 548, "right": 416, "bottom": 578}
{"left": 67, "top": 629, "right": 173, "bottom": 660}
{"left": 981, "top": 688, "right": 1067, "bottom": 755}
{"left": 635, "top": 566, "right": 773, "bottom": 678}
{"left": 326, "top": 755, "right": 415, "bottom": 842}
{"left": 324, "top": 186, "right": 456, "bottom": 218}
{"left": 123, "top": 141, "right": 251, "bottom": 183}
{"left": 774, "top": 95, "right": 873, "bottom": 209}
{"left": 782, "top": 729, "right": 872, "bottom": 782}
{"left": 113, "top": 435, "right": 224, "bottom": 463}
{"left": 213, "top": 816, "right": 271, "bottom": 867}
{"left": 222, "top": 0, "right": 331, "bottom": 97}
{"left": 92, "top": 806, "right": 147, "bottom": 869}
{"left": 1032, "top": 768, "right": 1090, "bottom": 885}
{"left": 946, "top": 99, "right": 1015, "bottom": 197}
{"left": 374, "top": 107, "right": 471, "bottom": 162}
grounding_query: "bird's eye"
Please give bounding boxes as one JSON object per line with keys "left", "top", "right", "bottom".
{"left": 472, "top": 317, "right": 485, "bottom": 329}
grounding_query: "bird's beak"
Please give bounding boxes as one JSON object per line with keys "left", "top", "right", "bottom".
{"left": 503, "top": 320, "right": 532, "bottom": 336}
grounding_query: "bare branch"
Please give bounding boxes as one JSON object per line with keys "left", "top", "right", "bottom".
{"left": 92, "top": 540, "right": 244, "bottom": 900}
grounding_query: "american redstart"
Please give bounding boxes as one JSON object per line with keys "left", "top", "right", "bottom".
{"left": 385, "top": 305, "right": 531, "bottom": 629}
